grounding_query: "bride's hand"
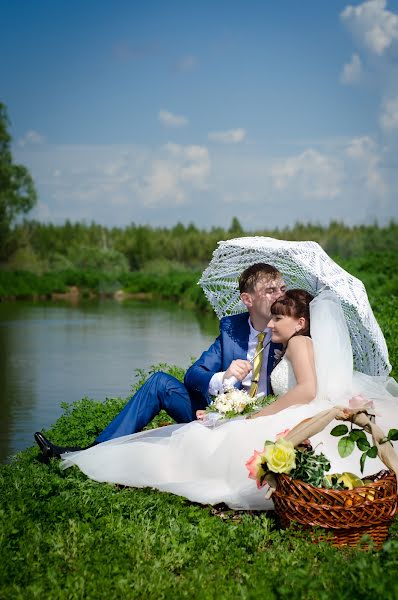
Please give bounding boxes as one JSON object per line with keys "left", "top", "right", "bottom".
{"left": 246, "top": 412, "right": 259, "bottom": 420}
{"left": 196, "top": 410, "right": 206, "bottom": 420}
{"left": 247, "top": 406, "right": 273, "bottom": 419}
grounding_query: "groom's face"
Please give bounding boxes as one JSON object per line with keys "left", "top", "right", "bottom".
{"left": 243, "top": 275, "right": 286, "bottom": 322}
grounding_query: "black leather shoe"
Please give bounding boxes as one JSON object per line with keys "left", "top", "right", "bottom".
{"left": 34, "top": 432, "right": 83, "bottom": 459}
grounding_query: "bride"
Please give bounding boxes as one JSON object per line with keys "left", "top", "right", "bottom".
{"left": 61, "top": 289, "right": 398, "bottom": 510}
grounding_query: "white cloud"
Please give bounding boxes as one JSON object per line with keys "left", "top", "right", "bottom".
{"left": 270, "top": 149, "right": 342, "bottom": 199}
{"left": 144, "top": 160, "right": 183, "bottom": 204}
{"left": 345, "top": 135, "right": 376, "bottom": 160}
{"left": 158, "top": 109, "right": 189, "bottom": 127}
{"left": 341, "top": 2, "right": 398, "bottom": 136}
{"left": 380, "top": 95, "right": 398, "bottom": 129}
{"left": 13, "top": 137, "right": 397, "bottom": 228}
{"left": 167, "top": 144, "right": 210, "bottom": 181}
{"left": 175, "top": 55, "right": 198, "bottom": 73}
{"left": 208, "top": 128, "right": 246, "bottom": 144}
{"left": 341, "top": 0, "right": 398, "bottom": 55}
{"left": 142, "top": 143, "right": 210, "bottom": 205}
{"left": 264, "top": 138, "right": 394, "bottom": 225}
{"left": 345, "top": 135, "right": 386, "bottom": 195}
{"left": 340, "top": 53, "right": 362, "bottom": 84}
{"left": 17, "top": 141, "right": 210, "bottom": 214}
{"left": 18, "top": 130, "right": 45, "bottom": 147}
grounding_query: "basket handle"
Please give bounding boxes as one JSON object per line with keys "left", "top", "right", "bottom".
{"left": 283, "top": 407, "right": 398, "bottom": 478}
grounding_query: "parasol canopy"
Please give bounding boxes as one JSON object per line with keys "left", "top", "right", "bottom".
{"left": 199, "top": 236, "right": 390, "bottom": 377}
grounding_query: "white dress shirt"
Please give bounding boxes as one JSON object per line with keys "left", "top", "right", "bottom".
{"left": 208, "top": 317, "right": 272, "bottom": 395}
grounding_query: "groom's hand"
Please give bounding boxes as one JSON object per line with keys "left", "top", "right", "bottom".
{"left": 223, "top": 359, "right": 252, "bottom": 382}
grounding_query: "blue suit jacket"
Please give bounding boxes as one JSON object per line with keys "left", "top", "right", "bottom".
{"left": 184, "top": 312, "right": 282, "bottom": 405}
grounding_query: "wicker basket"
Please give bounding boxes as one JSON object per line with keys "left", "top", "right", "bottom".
{"left": 273, "top": 470, "right": 398, "bottom": 549}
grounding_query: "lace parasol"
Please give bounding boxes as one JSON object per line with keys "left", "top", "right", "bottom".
{"left": 199, "top": 236, "right": 390, "bottom": 377}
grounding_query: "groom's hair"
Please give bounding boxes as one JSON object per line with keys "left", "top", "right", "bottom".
{"left": 239, "top": 263, "right": 281, "bottom": 294}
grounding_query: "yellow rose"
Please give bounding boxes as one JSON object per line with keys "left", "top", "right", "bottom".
{"left": 263, "top": 438, "right": 296, "bottom": 474}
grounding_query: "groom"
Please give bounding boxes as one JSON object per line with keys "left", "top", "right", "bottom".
{"left": 35, "top": 263, "right": 286, "bottom": 459}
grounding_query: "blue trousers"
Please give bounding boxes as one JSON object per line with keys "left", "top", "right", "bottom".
{"left": 95, "top": 372, "right": 206, "bottom": 443}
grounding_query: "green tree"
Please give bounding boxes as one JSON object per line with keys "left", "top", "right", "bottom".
{"left": 0, "top": 102, "right": 37, "bottom": 260}
{"left": 228, "top": 216, "right": 244, "bottom": 235}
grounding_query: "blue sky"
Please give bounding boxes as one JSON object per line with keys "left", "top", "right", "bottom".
{"left": 1, "top": 0, "right": 398, "bottom": 229}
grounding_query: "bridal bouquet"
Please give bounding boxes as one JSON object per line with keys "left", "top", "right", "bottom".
{"left": 203, "top": 388, "right": 275, "bottom": 424}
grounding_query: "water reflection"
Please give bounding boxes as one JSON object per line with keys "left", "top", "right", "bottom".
{"left": 0, "top": 300, "right": 218, "bottom": 463}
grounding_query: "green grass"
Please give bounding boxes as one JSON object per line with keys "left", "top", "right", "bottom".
{"left": 1, "top": 363, "right": 398, "bottom": 599}
{"left": 1, "top": 447, "right": 398, "bottom": 600}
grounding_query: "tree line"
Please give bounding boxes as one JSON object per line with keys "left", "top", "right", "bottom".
{"left": 5, "top": 219, "right": 398, "bottom": 275}
{"left": 1, "top": 99, "right": 397, "bottom": 277}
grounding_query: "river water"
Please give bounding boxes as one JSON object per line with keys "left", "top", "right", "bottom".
{"left": 0, "top": 299, "right": 218, "bottom": 463}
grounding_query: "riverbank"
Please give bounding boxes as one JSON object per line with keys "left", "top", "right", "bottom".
{"left": 1, "top": 250, "right": 397, "bottom": 306}
{"left": 0, "top": 286, "right": 155, "bottom": 303}
{"left": 0, "top": 269, "right": 208, "bottom": 311}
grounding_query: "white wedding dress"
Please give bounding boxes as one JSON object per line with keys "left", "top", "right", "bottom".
{"left": 61, "top": 292, "right": 398, "bottom": 510}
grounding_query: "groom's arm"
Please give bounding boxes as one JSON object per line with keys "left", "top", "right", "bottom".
{"left": 184, "top": 336, "right": 223, "bottom": 402}
{"left": 184, "top": 314, "right": 251, "bottom": 401}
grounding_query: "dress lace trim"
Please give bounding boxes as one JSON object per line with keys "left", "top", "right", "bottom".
{"left": 270, "top": 358, "right": 296, "bottom": 397}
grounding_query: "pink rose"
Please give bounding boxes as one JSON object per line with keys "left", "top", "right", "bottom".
{"left": 276, "top": 429, "right": 291, "bottom": 439}
{"left": 349, "top": 394, "right": 374, "bottom": 410}
{"left": 245, "top": 450, "right": 267, "bottom": 489}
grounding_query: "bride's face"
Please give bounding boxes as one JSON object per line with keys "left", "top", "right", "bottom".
{"left": 267, "top": 314, "right": 305, "bottom": 345}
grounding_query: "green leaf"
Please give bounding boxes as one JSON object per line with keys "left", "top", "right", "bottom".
{"left": 338, "top": 436, "right": 355, "bottom": 458}
{"left": 367, "top": 446, "right": 378, "bottom": 458}
{"left": 360, "top": 452, "right": 367, "bottom": 473}
{"left": 356, "top": 438, "right": 370, "bottom": 451}
{"left": 330, "top": 424, "right": 349, "bottom": 437}
{"left": 387, "top": 429, "right": 398, "bottom": 441}
{"left": 349, "top": 429, "right": 367, "bottom": 441}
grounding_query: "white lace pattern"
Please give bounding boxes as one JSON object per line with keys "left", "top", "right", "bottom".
{"left": 270, "top": 359, "right": 295, "bottom": 397}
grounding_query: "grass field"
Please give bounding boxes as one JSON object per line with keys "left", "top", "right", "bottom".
{"left": 1, "top": 359, "right": 398, "bottom": 600}
{"left": 1, "top": 452, "right": 398, "bottom": 600}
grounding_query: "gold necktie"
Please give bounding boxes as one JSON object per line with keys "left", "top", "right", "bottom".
{"left": 249, "top": 332, "right": 266, "bottom": 398}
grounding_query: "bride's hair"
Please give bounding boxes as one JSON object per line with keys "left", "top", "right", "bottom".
{"left": 271, "top": 289, "right": 314, "bottom": 337}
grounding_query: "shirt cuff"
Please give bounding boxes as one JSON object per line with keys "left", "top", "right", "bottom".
{"left": 208, "top": 372, "right": 225, "bottom": 396}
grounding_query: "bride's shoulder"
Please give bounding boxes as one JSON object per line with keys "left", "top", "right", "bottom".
{"left": 285, "top": 335, "right": 313, "bottom": 357}
{"left": 288, "top": 335, "right": 313, "bottom": 348}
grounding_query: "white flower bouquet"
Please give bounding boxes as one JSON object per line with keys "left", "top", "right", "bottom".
{"left": 201, "top": 387, "right": 275, "bottom": 427}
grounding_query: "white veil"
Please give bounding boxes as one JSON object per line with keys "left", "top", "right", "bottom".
{"left": 309, "top": 288, "right": 398, "bottom": 409}
{"left": 309, "top": 289, "right": 353, "bottom": 404}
